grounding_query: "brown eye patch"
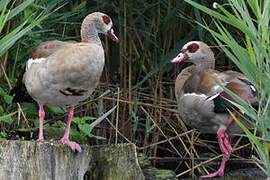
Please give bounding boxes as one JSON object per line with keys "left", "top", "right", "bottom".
{"left": 187, "top": 43, "right": 199, "bottom": 53}
{"left": 102, "top": 15, "right": 111, "bottom": 25}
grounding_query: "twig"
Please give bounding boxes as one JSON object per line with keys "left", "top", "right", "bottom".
{"left": 115, "top": 87, "right": 120, "bottom": 143}
{"left": 176, "top": 143, "right": 251, "bottom": 177}
{"left": 103, "top": 96, "right": 177, "bottom": 113}
{"left": 106, "top": 117, "right": 132, "bottom": 144}
{"left": 149, "top": 156, "right": 257, "bottom": 163}
{"left": 141, "top": 106, "right": 182, "bottom": 157}
{"left": 137, "top": 129, "right": 194, "bottom": 150}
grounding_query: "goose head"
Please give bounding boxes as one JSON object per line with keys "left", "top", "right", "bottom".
{"left": 171, "top": 41, "right": 215, "bottom": 69}
{"left": 81, "top": 12, "right": 119, "bottom": 42}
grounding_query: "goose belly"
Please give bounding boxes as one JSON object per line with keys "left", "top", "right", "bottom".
{"left": 25, "top": 74, "right": 99, "bottom": 106}
{"left": 24, "top": 58, "right": 103, "bottom": 106}
{"left": 35, "top": 86, "right": 95, "bottom": 106}
{"left": 178, "top": 93, "right": 242, "bottom": 134}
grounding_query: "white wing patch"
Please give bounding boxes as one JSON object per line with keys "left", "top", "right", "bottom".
{"left": 206, "top": 93, "right": 220, "bottom": 101}
{"left": 183, "top": 81, "right": 230, "bottom": 102}
{"left": 250, "top": 85, "right": 256, "bottom": 93}
{"left": 183, "top": 92, "right": 220, "bottom": 102}
{"left": 207, "top": 81, "right": 229, "bottom": 101}
{"left": 212, "top": 85, "right": 223, "bottom": 93}
{"left": 183, "top": 93, "right": 208, "bottom": 99}
{"left": 212, "top": 80, "right": 229, "bottom": 93}
{"left": 26, "top": 58, "right": 45, "bottom": 71}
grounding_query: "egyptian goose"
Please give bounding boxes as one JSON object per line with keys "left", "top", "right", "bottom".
{"left": 171, "top": 41, "right": 258, "bottom": 178}
{"left": 10, "top": 12, "right": 119, "bottom": 152}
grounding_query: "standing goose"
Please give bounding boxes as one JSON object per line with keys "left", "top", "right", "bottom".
{"left": 171, "top": 41, "right": 258, "bottom": 178}
{"left": 10, "top": 12, "right": 119, "bottom": 152}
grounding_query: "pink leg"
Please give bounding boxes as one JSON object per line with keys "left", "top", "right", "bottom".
{"left": 60, "top": 106, "right": 82, "bottom": 152}
{"left": 201, "top": 112, "right": 237, "bottom": 178}
{"left": 201, "top": 128, "right": 231, "bottom": 178}
{"left": 38, "top": 105, "right": 45, "bottom": 142}
{"left": 201, "top": 155, "right": 229, "bottom": 178}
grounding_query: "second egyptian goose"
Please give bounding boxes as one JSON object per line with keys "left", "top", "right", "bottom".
{"left": 10, "top": 12, "right": 119, "bottom": 152}
{"left": 171, "top": 41, "right": 258, "bottom": 178}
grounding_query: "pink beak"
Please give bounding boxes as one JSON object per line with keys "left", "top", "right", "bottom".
{"left": 171, "top": 52, "right": 188, "bottom": 63}
{"left": 107, "top": 29, "right": 119, "bottom": 42}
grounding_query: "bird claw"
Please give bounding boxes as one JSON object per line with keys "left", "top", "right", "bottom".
{"left": 200, "top": 168, "right": 224, "bottom": 178}
{"left": 60, "top": 138, "right": 82, "bottom": 152}
{"left": 37, "top": 137, "right": 44, "bottom": 142}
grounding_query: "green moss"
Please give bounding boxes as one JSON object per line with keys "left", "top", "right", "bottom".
{"left": 155, "top": 169, "right": 176, "bottom": 179}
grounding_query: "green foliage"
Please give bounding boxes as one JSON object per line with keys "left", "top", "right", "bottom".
{"left": 71, "top": 105, "right": 117, "bottom": 143}
{"left": 0, "top": 132, "right": 7, "bottom": 138}
{"left": 0, "top": 0, "right": 48, "bottom": 57}
{"left": 72, "top": 116, "right": 96, "bottom": 124}
{"left": 132, "top": 98, "right": 139, "bottom": 139}
{"left": 145, "top": 113, "right": 155, "bottom": 134}
{"left": 0, "top": 87, "right": 12, "bottom": 105}
{"left": 185, "top": 0, "right": 270, "bottom": 176}
{"left": 0, "top": 111, "right": 17, "bottom": 125}
{"left": 47, "top": 106, "right": 66, "bottom": 115}
{"left": 20, "top": 103, "right": 38, "bottom": 117}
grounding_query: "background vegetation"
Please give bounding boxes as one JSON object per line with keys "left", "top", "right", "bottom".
{"left": 0, "top": 0, "right": 268, "bottom": 178}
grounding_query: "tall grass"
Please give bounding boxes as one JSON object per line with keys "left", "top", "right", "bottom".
{"left": 185, "top": 0, "right": 270, "bottom": 177}
{"left": 0, "top": 0, "right": 48, "bottom": 73}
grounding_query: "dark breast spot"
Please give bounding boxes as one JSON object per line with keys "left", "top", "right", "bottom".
{"left": 59, "top": 88, "right": 87, "bottom": 96}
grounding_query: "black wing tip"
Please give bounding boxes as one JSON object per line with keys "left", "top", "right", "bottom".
{"left": 10, "top": 86, "right": 35, "bottom": 103}
{"left": 10, "top": 65, "right": 35, "bottom": 103}
{"left": 251, "top": 101, "right": 259, "bottom": 110}
{"left": 12, "top": 94, "right": 35, "bottom": 103}
{"left": 212, "top": 95, "right": 237, "bottom": 113}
